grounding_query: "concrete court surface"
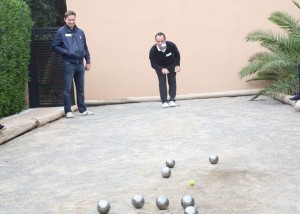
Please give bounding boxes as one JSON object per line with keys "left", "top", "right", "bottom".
{"left": 0, "top": 96, "right": 299, "bottom": 214}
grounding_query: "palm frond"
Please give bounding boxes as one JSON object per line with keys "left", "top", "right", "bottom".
{"left": 269, "top": 11, "right": 300, "bottom": 39}
{"left": 250, "top": 89, "right": 267, "bottom": 101}
{"left": 248, "top": 52, "right": 270, "bottom": 62}
{"left": 241, "top": 0, "right": 300, "bottom": 100}
{"left": 258, "top": 58, "right": 297, "bottom": 74}
{"left": 239, "top": 52, "right": 274, "bottom": 78}
{"left": 239, "top": 52, "right": 296, "bottom": 79}
{"left": 239, "top": 61, "right": 264, "bottom": 79}
{"left": 292, "top": 0, "right": 300, "bottom": 10}
{"left": 250, "top": 72, "right": 298, "bottom": 100}
{"left": 246, "top": 29, "right": 299, "bottom": 54}
{"left": 246, "top": 74, "right": 277, "bottom": 82}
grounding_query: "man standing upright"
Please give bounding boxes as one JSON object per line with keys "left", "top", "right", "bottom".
{"left": 149, "top": 32, "right": 181, "bottom": 108}
{"left": 52, "top": 10, "right": 94, "bottom": 118}
{"left": 289, "top": 63, "right": 300, "bottom": 101}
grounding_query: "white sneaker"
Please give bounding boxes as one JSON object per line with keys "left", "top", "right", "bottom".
{"left": 169, "top": 101, "right": 176, "bottom": 107}
{"left": 162, "top": 102, "right": 169, "bottom": 108}
{"left": 80, "top": 110, "right": 94, "bottom": 116}
{"left": 66, "top": 112, "right": 74, "bottom": 118}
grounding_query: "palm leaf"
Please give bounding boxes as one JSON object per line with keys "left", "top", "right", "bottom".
{"left": 246, "top": 30, "right": 299, "bottom": 54}
{"left": 250, "top": 72, "right": 298, "bottom": 100}
{"left": 246, "top": 75, "right": 277, "bottom": 82}
{"left": 258, "top": 58, "right": 296, "bottom": 74}
{"left": 239, "top": 53, "right": 296, "bottom": 79}
{"left": 250, "top": 89, "right": 267, "bottom": 101}
{"left": 239, "top": 52, "right": 274, "bottom": 78}
{"left": 292, "top": 0, "right": 300, "bottom": 10}
{"left": 269, "top": 11, "right": 300, "bottom": 39}
{"left": 241, "top": 0, "right": 300, "bottom": 100}
{"left": 248, "top": 52, "right": 269, "bottom": 62}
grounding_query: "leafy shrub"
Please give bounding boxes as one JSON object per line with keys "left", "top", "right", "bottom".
{"left": 24, "top": 0, "right": 66, "bottom": 27}
{"left": 0, "top": 0, "right": 33, "bottom": 117}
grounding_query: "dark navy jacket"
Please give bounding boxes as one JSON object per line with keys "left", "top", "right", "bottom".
{"left": 149, "top": 41, "right": 180, "bottom": 72}
{"left": 52, "top": 25, "right": 90, "bottom": 64}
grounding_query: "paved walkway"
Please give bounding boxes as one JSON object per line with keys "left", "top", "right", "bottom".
{"left": 0, "top": 96, "right": 299, "bottom": 213}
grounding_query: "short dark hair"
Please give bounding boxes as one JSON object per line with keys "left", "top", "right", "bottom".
{"left": 64, "top": 10, "right": 76, "bottom": 19}
{"left": 155, "top": 32, "right": 166, "bottom": 40}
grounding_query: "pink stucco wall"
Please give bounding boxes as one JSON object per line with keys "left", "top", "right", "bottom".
{"left": 66, "top": 0, "right": 298, "bottom": 100}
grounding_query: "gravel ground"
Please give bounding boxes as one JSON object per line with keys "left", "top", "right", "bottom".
{"left": 0, "top": 96, "right": 299, "bottom": 214}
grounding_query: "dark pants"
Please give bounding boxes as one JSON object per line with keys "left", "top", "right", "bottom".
{"left": 62, "top": 61, "right": 87, "bottom": 114}
{"left": 155, "top": 70, "right": 177, "bottom": 103}
{"left": 298, "top": 63, "right": 300, "bottom": 91}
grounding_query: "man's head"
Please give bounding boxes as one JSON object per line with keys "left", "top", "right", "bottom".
{"left": 155, "top": 32, "right": 166, "bottom": 50}
{"left": 64, "top": 10, "right": 76, "bottom": 29}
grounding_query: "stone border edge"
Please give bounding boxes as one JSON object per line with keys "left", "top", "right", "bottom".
{"left": 86, "top": 89, "right": 262, "bottom": 106}
{"left": 1, "top": 89, "right": 299, "bottom": 145}
{"left": 0, "top": 106, "right": 78, "bottom": 145}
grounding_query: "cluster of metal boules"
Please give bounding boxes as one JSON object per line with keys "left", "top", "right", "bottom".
{"left": 161, "top": 158, "right": 175, "bottom": 178}
{"left": 181, "top": 195, "right": 197, "bottom": 213}
{"left": 97, "top": 195, "right": 198, "bottom": 213}
{"left": 97, "top": 155, "right": 218, "bottom": 213}
{"left": 161, "top": 155, "right": 219, "bottom": 179}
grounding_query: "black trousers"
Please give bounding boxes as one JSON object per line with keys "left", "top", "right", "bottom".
{"left": 298, "top": 63, "right": 300, "bottom": 91}
{"left": 155, "top": 70, "right": 177, "bottom": 103}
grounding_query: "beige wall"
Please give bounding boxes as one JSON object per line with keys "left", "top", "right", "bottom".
{"left": 67, "top": 0, "right": 298, "bottom": 100}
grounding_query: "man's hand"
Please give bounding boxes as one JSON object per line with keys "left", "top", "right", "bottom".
{"left": 175, "top": 66, "right": 181, "bottom": 72}
{"left": 85, "top": 64, "right": 91, "bottom": 71}
{"left": 162, "top": 68, "right": 169, "bottom": 74}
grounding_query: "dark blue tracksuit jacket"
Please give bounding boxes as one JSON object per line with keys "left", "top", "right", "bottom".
{"left": 52, "top": 25, "right": 90, "bottom": 64}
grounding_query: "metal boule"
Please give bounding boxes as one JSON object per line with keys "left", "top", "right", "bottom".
{"left": 181, "top": 195, "right": 195, "bottom": 208}
{"left": 184, "top": 206, "right": 198, "bottom": 214}
{"left": 97, "top": 200, "right": 110, "bottom": 214}
{"left": 209, "top": 154, "right": 219, "bottom": 164}
{"left": 156, "top": 195, "right": 169, "bottom": 210}
{"left": 132, "top": 194, "right": 145, "bottom": 209}
{"left": 166, "top": 159, "right": 175, "bottom": 168}
{"left": 161, "top": 167, "right": 171, "bottom": 178}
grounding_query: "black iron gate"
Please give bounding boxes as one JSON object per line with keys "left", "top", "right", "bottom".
{"left": 28, "top": 27, "right": 75, "bottom": 108}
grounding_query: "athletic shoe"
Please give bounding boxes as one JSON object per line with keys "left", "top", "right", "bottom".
{"left": 289, "top": 92, "right": 300, "bottom": 101}
{"left": 162, "top": 102, "right": 169, "bottom": 108}
{"left": 65, "top": 112, "right": 74, "bottom": 118}
{"left": 0, "top": 124, "right": 6, "bottom": 131}
{"left": 80, "top": 111, "right": 94, "bottom": 116}
{"left": 169, "top": 101, "right": 176, "bottom": 107}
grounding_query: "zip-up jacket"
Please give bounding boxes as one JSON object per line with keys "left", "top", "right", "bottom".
{"left": 149, "top": 41, "right": 180, "bottom": 72}
{"left": 52, "top": 25, "right": 90, "bottom": 64}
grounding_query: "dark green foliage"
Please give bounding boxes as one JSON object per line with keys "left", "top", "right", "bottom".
{"left": 55, "top": 0, "right": 67, "bottom": 26}
{"left": 239, "top": 0, "right": 300, "bottom": 100}
{"left": 24, "top": 0, "right": 66, "bottom": 27}
{"left": 0, "top": 0, "right": 33, "bottom": 117}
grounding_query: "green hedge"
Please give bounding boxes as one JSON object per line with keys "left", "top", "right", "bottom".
{"left": 0, "top": 0, "right": 33, "bottom": 117}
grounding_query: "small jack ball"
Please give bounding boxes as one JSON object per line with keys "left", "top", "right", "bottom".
{"left": 189, "top": 180, "right": 195, "bottom": 187}
{"left": 209, "top": 154, "right": 219, "bottom": 164}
